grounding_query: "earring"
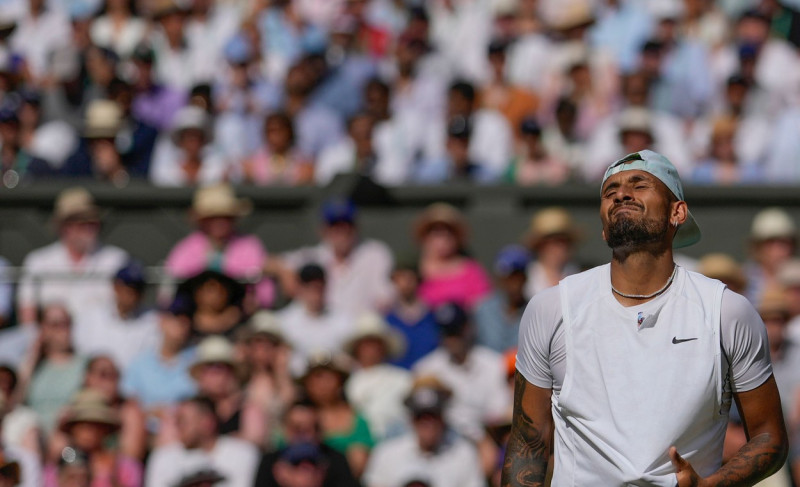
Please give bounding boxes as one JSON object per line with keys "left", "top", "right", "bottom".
{"left": 672, "top": 221, "right": 678, "bottom": 228}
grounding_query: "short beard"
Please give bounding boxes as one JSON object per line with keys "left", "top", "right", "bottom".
{"left": 606, "top": 214, "right": 669, "bottom": 250}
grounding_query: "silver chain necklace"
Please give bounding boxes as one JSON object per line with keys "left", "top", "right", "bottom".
{"left": 611, "top": 265, "right": 678, "bottom": 299}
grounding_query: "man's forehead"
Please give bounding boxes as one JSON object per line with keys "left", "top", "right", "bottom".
{"left": 601, "top": 169, "right": 657, "bottom": 189}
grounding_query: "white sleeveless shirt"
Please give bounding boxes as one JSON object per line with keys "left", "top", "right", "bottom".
{"left": 516, "top": 264, "right": 773, "bottom": 487}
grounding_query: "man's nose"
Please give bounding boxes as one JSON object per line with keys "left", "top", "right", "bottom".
{"left": 614, "top": 185, "right": 634, "bottom": 202}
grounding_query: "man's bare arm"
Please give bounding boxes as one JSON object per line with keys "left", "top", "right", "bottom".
{"left": 672, "top": 375, "right": 788, "bottom": 487}
{"left": 501, "top": 371, "right": 553, "bottom": 487}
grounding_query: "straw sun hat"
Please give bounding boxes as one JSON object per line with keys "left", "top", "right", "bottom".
{"left": 525, "top": 207, "right": 581, "bottom": 249}
{"left": 52, "top": 187, "right": 101, "bottom": 224}
{"left": 59, "top": 389, "right": 121, "bottom": 433}
{"left": 413, "top": 203, "right": 468, "bottom": 244}
{"left": 191, "top": 183, "right": 252, "bottom": 220}
{"left": 343, "top": 312, "right": 406, "bottom": 359}
{"left": 190, "top": 336, "right": 239, "bottom": 380}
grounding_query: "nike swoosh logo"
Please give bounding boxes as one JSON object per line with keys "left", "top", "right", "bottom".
{"left": 672, "top": 337, "right": 698, "bottom": 344}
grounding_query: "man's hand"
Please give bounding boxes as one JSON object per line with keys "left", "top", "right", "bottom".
{"left": 670, "top": 446, "right": 707, "bottom": 487}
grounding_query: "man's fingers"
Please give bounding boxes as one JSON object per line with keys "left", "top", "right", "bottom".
{"left": 669, "top": 446, "right": 686, "bottom": 470}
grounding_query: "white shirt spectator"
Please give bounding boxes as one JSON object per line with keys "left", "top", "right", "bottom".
{"left": 145, "top": 436, "right": 259, "bottom": 487}
{"left": 4, "top": 444, "right": 42, "bottom": 487}
{"left": 10, "top": 7, "right": 70, "bottom": 81}
{"left": 763, "top": 107, "right": 800, "bottom": 182}
{"left": 283, "top": 240, "right": 394, "bottom": 317}
{"left": 506, "top": 33, "right": 554, "bottom": 92}
{"left": 413, "top": 346, "right": 510, "bottom": 442}
{"left": 277, "top": 301, "right": 355, "bottom": 376}
{"left": 17, "top": 241, "right": 128, "bottom": 320}
{"left": 345, "top": 364, "right": 413, "bottom": 439}
{"left": 73, "top": 304, "right": 160, "bottom": 370}
{"left": 149, "top": 138, "right": 231, "bottom": 187}
{"left": 428, "top": 0, "right": 492, "bottom": 84}
{"left": 314, "top": 135, "right": 408, "bottom": 187}
{"left": 0, "top": 325, "right": 36, "bottom": 368}
{"left": 363, "top": 433, "right": 484, "bottom": 487}
{"left": 185, "top": 6, "right": 242, "bottom": 83}
{"left": 89, "top": 15, "right": 147, "bottom": 57}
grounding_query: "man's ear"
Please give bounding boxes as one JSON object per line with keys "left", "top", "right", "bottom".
{"left": 671, "top": 201, "right": 689, "bottom": 226}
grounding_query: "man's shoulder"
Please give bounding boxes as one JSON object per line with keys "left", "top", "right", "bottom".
{"left": 371, "top": 432, "right": 416, "bottom": 456}
{"left": 215, "top": 436, "right": 259, "bottom": 458}
{"left": 21, "top": 241, "right": 63, "bottom": 266}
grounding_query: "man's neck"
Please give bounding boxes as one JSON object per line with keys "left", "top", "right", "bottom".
{"left": 610, "top": 248, "right": 675, "bottom": 305}
{"left": 160, "top": 343, "right": 181, "bottom": 360}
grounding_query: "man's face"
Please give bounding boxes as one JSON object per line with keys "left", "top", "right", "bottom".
{"left": 284, "top": 407, "right": 319, "bottom": 443}
{"left": 600, "top": 170, "right": 673, "bottom": 251}
{"left": 60, "top": 219, "right": 100, "bottom": 254}
{"left": 177, "top": 402, "right": 212, "bottom": 448}
{"left": 413, "top": 412, "right": 445, "bottom": 451}
{"left": 322, "top": 221, "right": 357, "bottom": 256}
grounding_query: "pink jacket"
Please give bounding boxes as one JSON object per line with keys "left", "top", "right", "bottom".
{"left": 418, "top": 259, "right": 492, "bottom": 311}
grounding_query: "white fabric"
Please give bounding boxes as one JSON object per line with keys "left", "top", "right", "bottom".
{"left": 149, "top": 138, "right": 231, "bottom": 187}
{"left": 10, "top": 9, "right": 71, "bottom": 80}
{"left": 283, "top": 240, "right": 394, "bottom": 318}
{"left": 516, "top": 264, "right": 773, "bottom": 485}
{"left": 89, "top": 16, "right": 147, "bottom": 57}
{"left": 276, "top": 302, "right": 355, "bottom": 375}
{"left": 17, "top": 242, "right": 128, "bottom": 319}
{"left": 72, "top": 305, "right": 160, "bottom": 370}
{"left": 428, "top": 0, "right": 492, "bottom": 84}
{"left": 145, "top": 436, "right": 259, "bottom": 487}
{"left": 2, "top": 406, "right": 38, "bottom": 450}
{"left": 523, "top": 260, "right": 580, "bottom": 299}
{"left": 413, "top": 346, "right": 510, "bottom": 442}
{"left": 506, "top": 33, "right": 553, "bottom": 92}
{"left": 345, "top": 364, "right": 413, "bottom": 439}
{"left": 4, "top": 444, "right": 41, "bottom": 487}
{"left": 185, "top": 6, "right": 242, "bottom": 83}
{"left": 363, "top": 433, "right": 484, "bottom": 487}
{"left": 313, "top": 136, "right": 409, "bottom": 187}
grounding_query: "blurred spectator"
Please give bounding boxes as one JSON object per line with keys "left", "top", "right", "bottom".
{"left": 43, "top": 389, "right": 142, "bottom": 487}
{"left": 121, "top": 296, "right": 197, "bottom": 414}
{"left": 0, "top": 438, "right": 40, "bottom": 487}
{"left": 474, "top": 245, "right": 530, "bottom": 353}
{"left": 166, "top": 184, "right": 275, "bottom": 309}
{"left": 144, "top": 395, "right": 259, "bottom": 487}
{"left": 10, "top": 0, "right": 71, "bottom": 83}
{"left": 757, "top": 287, "right": 800, "bottom": 417}
{"left": 363, "top": 376, "right": 483, "bottom": 487}
{"left": 744, "top": 208, "right": 797, "bottom": 304}
{"left": 0, "top": 255, "right": 10, "bottom": 328}
{"left": 20, "top": 303, "right": 86, "bottom": 433}
{"left": 414, "top": 203, "right": 491, "bottom": 310}
{"left": 764, "top": 104, "right": 800, "bottom": 183}
{"left": 189, "top": 337, "right": 265, "bottom": 445}
{"left": 523, "top": 207, "right": 581, "bottom": 298}
{"left": 270, "top": 442, "right": 327, "bottom": 487}
{"left": 387, "top": 29, "right": 447, "bottom": 125}
{"left": 253, "top": 399, "right": 359, "bottom": 487}
{"left": 691, "top": 116, "right": 764, "bottom": 185}
{"left": 343, "top": 312, "right": 412, "bottom": 440}
{"left": 183, "top": 0, "right": 241, "bottom": 87}
{"left": 541, "top": 97, "right": 585, "bottom": 172}
{"left": 778, "top": 260, "right": 800, "bottom": 340}
{"left": 0, "top": 364, "right": 38, "bottom": 457}
{"left": 589, "top": 0, "right": 654, "bottom": 74}
{"left": 282, "top": 199, "right": 395, "bottom": 317}
{"left": 150, "top": 105, "right": 229, "bottom": 186}
{"left": 277, "top": 264, "right": 353, "bottom": 373}
{"left": 173, "top": 468, "right": 226, "bottom": 487}
{"left": 149, "top": 0, "right": 199, "bottom": 91}
{"left": 315, "top": 112, "right": 386, "bottom": 185}
{"left": 413, "top": 302, "right": 509, "bottom": 443}
{"left": 422, "top": 80, "right": 512, "bottom": 181}
{"left": 480, "top": 39, "right": 539, "bottom": 138}
{"left": 54, "top": 447, "right": 90, "bottom": 487}
{"left": 0, "top": 98, "right": 35, "bottom": 186}
{"left": 178, "top": 270, "right": 245, "bottom": 339}
{"left": 129, "top": 44, "right": 187, "bottom": 131}
{"left": 72, "top": 260, "right": 159, "bottom": 370}
{"left": 239, "top": 312, "right": 295, "bottom": 443}
{"left": 0, "top": 312, "right": 36, "bottom": 370}
{"left": 385, "top": 261, "right": 439, "bottom": 370}
{"left": 696, "top": 253, "right": 748, "bottom": 295}
{"left": 103, "top": 78, "right": 160, "bottom": 178}
{"left": 506, "top": 117, "right": 570, "bottom": 185}
{"left": 300, "top": 352, "right": 373, "bottom": 478}
{"left": 257, "top": 0, "right": 327, "bottom": 82}
{"left": 89, "top": 0, "right": 146, "bottom": 57}
{"left": 17, "top": 187, "right": 128, "bottom": 324}
{"left": 237, "top": 112, "right": 312, "bottom": 186}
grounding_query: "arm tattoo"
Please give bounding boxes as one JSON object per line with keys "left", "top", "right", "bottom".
{"left": 501, "top": 373, "right": 550, "bottom": 487}
{"left": 710, "top": 434, "right": 787, "bottom": 487}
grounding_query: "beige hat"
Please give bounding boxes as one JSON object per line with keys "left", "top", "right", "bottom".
{"left": 547, "top": 0, "right": 595, "bottom": 31}
{"left": 84, "top": 100, "right": 122, "bottom": 139}
{"left": 149, "top": 0, "right": 186, "bottom": 19}
{"left": 192, "top": 183, "right": 252, "bottom": 220}
{"left": 171, "top": 106, "right": 212, "bottom": 145}
{"left": 53, "top": 187, "right": 101, "bottom": 223}
{"left": 526, "top": 207, "right": 580, "bottom": 249}
{"left": 190, "top": 336, "right": 237, "bottom": 379}
{"left": 300, "top": 350, "right": 353, "bottom": 382}
{"left": 618, "top": 107, "right": 653, "bottom": 136}
{"left": 778, "top": 259, "right": 800, "bottom": 288}
{"left": 758, "top": 286, "right": 789, "bottom": 317}
{"left": 60, "top": 388, "right": 121, "bottom": 433}
{"left": 343, "top": 312, "right": 406, "bottom": 359}
{"left": 247, "top": 311, "right": 285, "bottom": 343}
{"left": 750, "top": 208, "right": 796, "bottom": 241}
{"left": 696, "top": 253, "right": 746, "bottom": 292}
{"left": 413, "top": 203, "right": 468, "bottom": 244}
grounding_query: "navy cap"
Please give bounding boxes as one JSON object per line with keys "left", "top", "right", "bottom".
{"left": 298, "top": 263, "right": 326, "bottom": 284}
{"left": 520, "top": 117, "right": 541, "bottom": 136}
{"left": 115, "top": 260, "right": 147, "bottom": 290}
{"left": 280, "top": 442, "right": 324, "bottom": 466}
{"left": 321, "top": 199, "right": 357, "bottom": 225}
{"left": 493, "top": 245, "right": 530, "bottom": 276}
{"left": 434, "top": 302, "right": 469, "bottom": 336}
{"left": 163, "top": 293, "right": 194, "bottom": 318}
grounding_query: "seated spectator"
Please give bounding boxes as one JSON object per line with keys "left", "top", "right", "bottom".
{"left": 73, "top": 260, "right": 159, "bottom": 370}
{"left": 415, "top": 116, "right": 495, "bottom": 184}
{"left": 0, "top": 439, "right": 40, "bottom": 487}
{"left": 282, "top": 199, "right": 394, "bottom": 317}
{"left": 240, "top": 312, "right": 296, "bottom": 444}
{"left": 363, "top": 376, "right": 484, "bottom": 487}
{"left": 189, "top": 336, "right": 265, "bottom": 445}
{"left": 253, "top": 400, "right": 359, "bottom": 487}
{"left": 167, "top": 183, "right": 275, "bottom": 309}
{"left": 414, "top": 203, "right": 491, "bottom": 310}
{"left": 121, "top": 296, "right": 197, "bottom": 415}
{"left": 343, "top": 312, "right": 412, "bottom": 440}
{"left": 270, "top": 442, "right": 328, "bottom": 487}
{"left": 506, "top": 117, "right": 570, "bottom": 186}
{"left": 54, "top": 446, "right": 90, "bottom": 487}
{"left": 524, "top": 207, "right": 582, "bottom": 298}
{"left": 130, "top": 44, "right": 187, "bottom": 132}
{"left": 385, "top": 262, "right": 439, "bottom": 370}
{"left": 758, "top": 287, "right": 800, "bottom": 416}
{"left": 178, "top": 270, "right": 245, "bottom": 339}
{"left": 150, "top": 106, "right": 229, "bottom": 187}
{"left": 413, "top": 303, "right": 509, "bottom": 443}
{"left": 691, "top": 117, "right": 764, "bottom": 185}
{"left": 315, "top": 112, "right": 391, "bottom": 186}
{"left": 43, "top": 389, "right": 143, "bottom": 487}
{"left": 277, "top": 264, "right": 353, "bottom": 374}
{"left": 474, "top": 246, "right": 530, "bottom": 353}
{"left": 0, "top": 365, "right": 39, "bottom": 456}
{"left": 89, "top": 0, "right": 146, "bottom": 57}
{"left": 0, "top": 101, "right": 35, "bottom": 186}
{"left": 300, "top": 352, "right": 373, "bottom": 479}
{"left": 17, "top": 187, "right": 128, "bottom": 324}
{"left": 696, "top": 253, "right": 748, "bottom": 295}
{"left": 20, "top": 303, "right": 87, "bottom": 433}
{"left": 744, "top": 208, "right": 797, "bottom": 304}
{"left": 238, "top": 112, "right": 312, "bottom": 186}
{"left": 778, "top": 260, "right": 800, "bottom": 341}
{"left": 144, "top": 396, "right": 260, "bottom": 487}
